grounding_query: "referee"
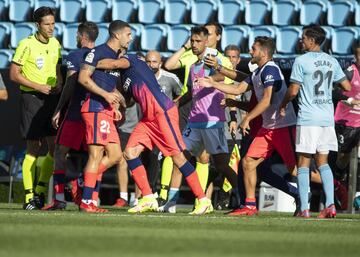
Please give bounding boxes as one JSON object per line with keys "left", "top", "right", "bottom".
{"left": 10, "top": 7, "right": 63, "bottom": 210}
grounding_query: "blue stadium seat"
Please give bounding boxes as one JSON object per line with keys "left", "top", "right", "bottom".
{"left": 248, "top": 26, "right": 277, "bottom": 50}
{"left": 167, "top": 24, "right": 192, "bottom": 52}
{"left": 0, "top": 49, "right": 13, "bottom": 68}
{"left": 191, "top": 0, "right": 218, "bottom": 25}
{"left": 62, "top": 23, "right": 79, "bottom": 50}
{"left": 245, "top": 0, "right": 271, "bottom": 26}
{"left": 95, "top": 23, "right": 109, "bottom": 46}
{"left": 138, "top": 0, "right": 164, "bottom": 24}
{"left": 272, "top": 0, "right": 300, "bottom": 26}
{"left": 321, "top": 26, "right": 334, "bottom": 53}
{"left": 160, "top": 51, "right": 172, "bottom": 58}
{"left": 356, "top": 2, "right": 360, "bottom": 26}
{"left": 332, "top": 27, "right": 359, "bottom": 55}
{"left": 221, "top": 25, "right": 250, "bottom": 53}
{"left": 164, "top": 0, "right": 190, "bottom": 24}
{"left": 129, "top": 23, "right": 143, "bottom": 51}
{"left": 300, "top": 0, "right": 327, "bottom": 25}
{"left": 218, "top": 0, "right": 245, "bottom": 26}
{"left": 327, "top": 0, "right": 355, "bottom": 27}
{"left": 141, "top": 24, "right": 169, "bottom": 51}
{"left": 111, "top": 0, "right": 138, "bottom": 22}
{"left": 85, "top": 0, "right": 111, "bottom": 23}
{"left": 0, "top": 0, "right": 9, "bottom": 21}
{"left": 53, "top": 22, "right": 65, "bottom": 41}
{"left": 60, "top": 0, "right": 84, "bottom": 23}
{"left": 276, "top": 26, "right": 302, "bottom": 54}
{"left": 10, "top": 22, "right": 36, "bottom": 48}
{"left": 34, "top": 0, "right": 59, "bottom": 9}
{"left": 0, "top": 22, "right": 13, "bottom": 48}
{"left": 9, "top": 0, "right": 34, "bottom": 22}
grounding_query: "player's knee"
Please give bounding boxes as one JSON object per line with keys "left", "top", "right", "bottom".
{"left": 242, "top": 157, "right": 254, "bottom": 172}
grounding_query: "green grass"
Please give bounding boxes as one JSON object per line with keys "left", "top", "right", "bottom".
{"left": 0, "top": 204, "right": 359, "bottom": 257}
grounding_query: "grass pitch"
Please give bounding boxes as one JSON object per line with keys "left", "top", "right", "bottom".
{"left": 0, "top": 203, "right": 359, "bottom": 257}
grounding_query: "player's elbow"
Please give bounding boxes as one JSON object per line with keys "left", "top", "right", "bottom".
{"left": 341, "top": 81, "right": 351, "bottom": 92}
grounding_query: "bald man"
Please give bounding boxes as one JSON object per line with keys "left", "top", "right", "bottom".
{"left": 145, "top": 51, "right": 183, "bottom": 101}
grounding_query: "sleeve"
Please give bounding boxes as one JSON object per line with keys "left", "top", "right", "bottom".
{"left": 344, "top": 65, "right": 354, "bottom": 81}
{"left": 12, "top": 39, "right": 30, "bottom": 66}
{"left": 244, "top": 75, "right": 253, "bottom": 86}
{"left": 84, "top": 48, "right": 101, "bottom": 67}
{"left": 290, "top": 57, "right": 303, "bottom": 85}
{"left": 219, "top": 55, "right": 234, "bottom": 85}
{"left": 171, "top": 76, "right": 183, "bottom": 96}
{"left": 333, "top": 59, "right": 346, "bottom": 83}
{"left": 64, "top": 52, "right": 78, "bottom": 72}
{"left": 57, "top": 40, "right": 62, "bottom": 64}
{"left": 179, "top": 51, "right": 192, "bottom": 68}
{"left": 0, "top": 74, "right": 5, "bottom": 90}
{"left": 260, "top": 66, "right": 282, "bottom": 91}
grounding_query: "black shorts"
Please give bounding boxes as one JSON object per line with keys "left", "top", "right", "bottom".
{"left": 117, "top": 130, "right": 131, "bottom": 151}
{"left": 20, "top": 92, "right": 58, "bottom": 140}
{"left": 335, "top": 124, "right": 360, "bottom": 153}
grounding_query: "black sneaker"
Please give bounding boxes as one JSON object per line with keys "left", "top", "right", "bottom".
{"left": 34, "top": 194, "right": 45, "bottom": 209}
{"left": 157, "top": 197, "right": 167, "bottom": 208}
{"left": 42, "top": 200, "right": 67, "bottom": 211}
{"left": 293, "top": 197, "right": 301, "bottom": 217}
{"left": 215, "top": 190, "right": 230, "bottom": 210}
{"left": 23, "top": 199, "right": 39, "bottom": 210}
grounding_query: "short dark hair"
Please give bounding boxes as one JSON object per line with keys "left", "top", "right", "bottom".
{"left": 353, "top": 42, "right": 360, "bottom": 53}
{"left": 303, "top": 24, "right": 326, "bottom": 46}
{"left": 254, "top": 36, "right": 276, "bottom": 57}
{"left": 191, "top": 26, "right": 209, "bottom": 37}
{"left": 205, "top": 21, "right": 223, "bottom": 36}
{"left": 33, "top": 6, "right": 55, "bottom": 23}
{"left": 224, "top": 44, "right": 240, "bottom": 54}
{"left": 78, "top": 22, "right": 99, "bottom": 42}
{"left": 109, "top": 20, "right": 130, "bottom": 38}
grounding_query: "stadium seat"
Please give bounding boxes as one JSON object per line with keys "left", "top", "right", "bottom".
{"left": 327, "top": 0, "right": 355, "bottom": 27}
{"left": 356, "top": 2, "right": 360, "bottom": 26}
{"left": 95, "top": 23, "right": 109, "bottom": 46}
{"left": 190, "top": 0, "right": 218, "bottom": 25}
{"left": 62, "top": 23, "right": 79, "bottom": 50}
{"left": 111, "top": 0, "right": 138, "bottom": 22}
{"left": 272, "top": 0, "right": 300, "bottom": 26}
{"left": 138, "top": 0, "right": 164, "bottom": 24}
{"left": 9, "top": 0, "right": 34, "bottom": 22}
{"left": 332, "top": 27, "right": 359, "bottom": 55}
{"left": 0, "top": 49, "right": 13, "bottom": 68}
{"left": 300, "top": 0, "right": 327, "bottom": 25}
{"left": 85, "top": 0, "right": 111, "bottom": 23}
{"left": 0, "top": 0, "right": 9, "bottom": 21}
{"left": 248, "top": 26, "right": 277, "bottom": 50}
{"left": 140, "top": 24, "right": 169, "bottom": 51}
{"left": 164, "top": 0, "right": 190, "bottom": 24}
{"left": 245, "top": 0, "right": 271, "bottom": 26}
{"left": 276, "top": 26, "right": 302, "bottom": 54}
{"left": 0, "top": 22, "right": 13, "bottom": 48}
{"left": 167, "top": 24, "right": 192, "bottom": 52}
{"left": 321, "top": 26, "right": 334, "bottom": 53}
{"left": 53, "top": 22, "right": 65, "bottom": 42}
{"left": 10, "top": 22, "right": 36, "bottom": 48}
{"left": 218, "top": 0, "right": 245, "bottom": 26}
{"left": 221, "top": 25, "right": 250, "bottom": 53}
{"left": 129, "top": 23, "right": 143, "bottom": 51}
{"left": 59, "top": 0, "right": 84, "bottom": 23}
{"left": 34, "top": 0, "right": 59, "bottom": 9}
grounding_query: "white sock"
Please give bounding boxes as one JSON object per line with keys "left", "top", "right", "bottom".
{"left": 120, "top": 192, "right": 128, "bottom": 201}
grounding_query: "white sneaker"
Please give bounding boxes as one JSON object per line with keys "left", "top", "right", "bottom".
{"left": 159, "top": 200, "right": 176, "bottom": 213}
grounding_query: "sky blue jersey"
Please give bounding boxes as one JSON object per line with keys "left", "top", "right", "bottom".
{"left": 290, "top": 52, "right": 346, "bottom": 126}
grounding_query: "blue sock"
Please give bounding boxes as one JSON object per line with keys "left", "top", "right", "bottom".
{"left": 318, "top": 164, "right": 334, "bottom": 207}
{"left": 168, "top": 188, "right": 180, "bottom": 202}
{"left": 297, "top": 167, "right": 310, "bottom": 211}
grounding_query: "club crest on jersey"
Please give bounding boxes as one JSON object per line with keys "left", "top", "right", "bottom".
{"left": 36, "top": 56, "right": 44, "bottom": 69}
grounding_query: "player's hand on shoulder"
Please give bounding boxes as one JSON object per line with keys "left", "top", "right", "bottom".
{"left": 204, "top": 55, "right": 218, "bottom": 68}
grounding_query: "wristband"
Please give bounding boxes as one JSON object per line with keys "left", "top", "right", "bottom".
{"left": 182, "top": 44, "right": 190, "bottom": 51}
{"left": 229, "top": 110, "right": 237, "bottom": 122}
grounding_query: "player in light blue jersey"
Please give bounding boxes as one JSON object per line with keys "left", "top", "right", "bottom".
{"left": 280, "top": 25, "right": 351, "bottom": 218}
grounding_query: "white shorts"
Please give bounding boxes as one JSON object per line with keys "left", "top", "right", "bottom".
{"left": 295, "top": 126, "right": 338, "bottom": 154}
{"left": 182, "top": 127, "right": 229, "bottom": 156}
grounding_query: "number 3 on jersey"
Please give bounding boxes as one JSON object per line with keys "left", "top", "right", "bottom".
{"left": 100, "top": 120, "right": 110, "bottom": 134}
